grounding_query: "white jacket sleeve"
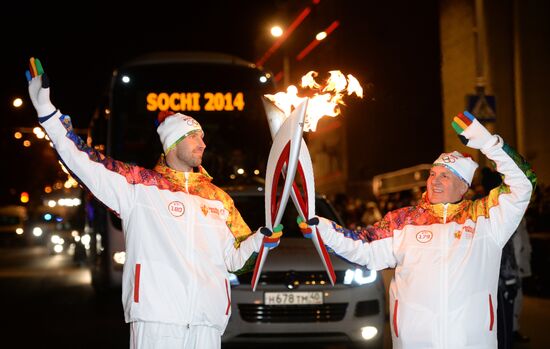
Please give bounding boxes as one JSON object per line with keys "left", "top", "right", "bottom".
{"left": 224, "top": 230, "right": 264, "bottom": 273}
{"left": 40, "top": 111, "right": 136, "bottom": 218}
{"left": 316, "top": 216, "right": 396, "bottom": 271}
{"left": 476, "top": 136, "right": 536, "bottom": 247}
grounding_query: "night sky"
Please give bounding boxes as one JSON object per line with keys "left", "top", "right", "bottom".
{"left": 0, "top": 0, "right": 442, "bottom": 205}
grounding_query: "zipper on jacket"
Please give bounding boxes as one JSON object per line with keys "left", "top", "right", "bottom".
{"left": 441, "top": 203, "right": 449, "bottom": 348}
{"left": 184, "top": 172, "right": 189, "bottom": 193}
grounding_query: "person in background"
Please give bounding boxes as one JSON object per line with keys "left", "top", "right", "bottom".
{"left": 301, "top": 110, "right": 536, "bottom": 348}
{"left": 26, "top": 57, "right": 282, "bottom": 349}
{"left": 512, "top": 216, "right": 532, "bottom": 344}
{"left": 361, "top": 201, "right": 382, "bottom": 227}
{"left": 480, "top": 165, "right": 532, "bottom": 347}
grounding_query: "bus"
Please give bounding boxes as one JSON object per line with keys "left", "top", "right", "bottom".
{"left": 85, "top": 51, "right": 275, "bottom": 291}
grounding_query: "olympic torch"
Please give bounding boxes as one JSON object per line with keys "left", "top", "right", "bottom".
{"left": 251, "top": 71, "right": 363, "bottom": 291}
{"left": 250, "top": 99, "right": 308, "bottom": 291}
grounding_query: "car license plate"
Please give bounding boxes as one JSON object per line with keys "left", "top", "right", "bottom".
{"left": 264, "top": 291, "right": 323, "bottom": 305}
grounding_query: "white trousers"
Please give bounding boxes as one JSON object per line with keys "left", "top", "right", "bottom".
{"left": 130, "top": 321, "right": 221, "bottom": 349}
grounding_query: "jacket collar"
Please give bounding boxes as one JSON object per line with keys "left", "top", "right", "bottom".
{"left": 418, "top": 192, "right": 469, "bottom": 219}
{"left": 154, "top": 154, "right": 212, "bottom": 187}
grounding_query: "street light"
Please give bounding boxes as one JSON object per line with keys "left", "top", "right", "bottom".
{"left": 270, "top": 25, "right": 283, "bottom": 37}
{"left": 12, "top": 98, "right": 23, "bottom": 108}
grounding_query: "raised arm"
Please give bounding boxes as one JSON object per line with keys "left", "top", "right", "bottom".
{"left": 452, "top": 111, "right": 536, "bottom": 247}
{"left": 26, "top": 57, "right": 137, "bottom": 218}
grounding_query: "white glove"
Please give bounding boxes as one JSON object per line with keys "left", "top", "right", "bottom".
{"left": 452, "top": 111, "right": 497, "bottom": 150}
{"left": 26, "top": 57, "right": 56, "bottom": 117}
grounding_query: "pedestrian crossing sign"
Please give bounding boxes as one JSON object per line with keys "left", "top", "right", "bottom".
{"left": 466, "top": 94, "right": 496, "bottom": 122}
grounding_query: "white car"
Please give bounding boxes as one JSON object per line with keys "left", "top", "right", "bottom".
{"left": 222, "top": 187, "right": 386, "bottom": 348}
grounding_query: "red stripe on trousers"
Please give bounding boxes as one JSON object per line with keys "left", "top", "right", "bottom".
{"left": 393, "top": 299, "right": 399, "bottom": 337}
{"left": 134, "top": 264, "right": 141, "bottom": 303}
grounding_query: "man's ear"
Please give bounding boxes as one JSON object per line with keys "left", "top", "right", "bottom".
{"left": 460, "top": 181, "right": 470, "bottom": 196}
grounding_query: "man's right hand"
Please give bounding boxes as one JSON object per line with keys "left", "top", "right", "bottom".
{"left": 26, "top": 57, "right": 56, "bottom": 117}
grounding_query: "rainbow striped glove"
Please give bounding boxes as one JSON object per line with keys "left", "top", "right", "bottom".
{"left": 452, "top": 111, "right": 497, "bottom": 150}
{"left": 25, "top": 57, "right": 56, "bottom": 117}
{"left": 297, "top": 216, "right": 319, "bottom": 239}
{"left": 260, "top": 224, "right": 283, "bottom": 248}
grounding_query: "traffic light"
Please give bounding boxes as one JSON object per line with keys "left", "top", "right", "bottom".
{"left": 20, "top": 192, "right": 29, "bottom": 204}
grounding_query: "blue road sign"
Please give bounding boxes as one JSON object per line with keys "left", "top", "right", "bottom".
{"left": 466, "top": 94, "right": 496, "bottom": 122}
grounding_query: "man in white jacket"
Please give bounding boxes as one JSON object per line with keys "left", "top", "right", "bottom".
{"left": 26, "top": 58, "right": 282, "bottom": 349}
{"left": 301, "top": 111, "right": 536, "bottom": 348}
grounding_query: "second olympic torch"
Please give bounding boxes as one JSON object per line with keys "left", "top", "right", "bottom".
{"left": 251, "top": 70, "right": 363, "bottom": 291}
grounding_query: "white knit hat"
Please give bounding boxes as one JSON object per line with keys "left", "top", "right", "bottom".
{"left": 156, "top": 112, "right": 202, "bottom": 154}
{"left": 432, "top": 151, "right": 478, "bottom": 186}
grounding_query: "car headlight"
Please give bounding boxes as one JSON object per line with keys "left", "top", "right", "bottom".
{"left": 50, "top": 234, "right": 62, "bottom": 244}
{"left": 343, "top": 268, "right": 377, "bottom": 285}
{"left": 32, "top": 227, "right": 43, "bottom": 237}
{"left": 228, "top": 273, "right": 240, "bottom": 286}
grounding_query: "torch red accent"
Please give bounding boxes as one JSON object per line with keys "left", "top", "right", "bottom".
{"left": 134, "top": 263, "right": 141, "bottom": 303}
{"left": 225, "top": 279, "right": 231, "bottom": 315}
{"left": 315, "top": 227, "right": 336, "bottom": 283}
{"left": 291, "top": 162, "right": 308, "bottom": 217}
{"left": 489, "top": 294, "right": 494, "bottom": 331}
{"left": 251, "top": 245, "right": 264, "bottom": 287}
{"left": 271, "top": 143, "right": 291, "bottom": 225}
{"left": 393, "top": 299, "right": 399, "bottom": 337}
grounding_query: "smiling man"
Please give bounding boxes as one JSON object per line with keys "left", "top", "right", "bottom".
{"left": 26, "top": 58, "right": 282, "bottom": 349}
{"left": 428, "top": 151, "right": 478, "bottom": 204}
{"left": 303, "top": 110, "right": 537, "bottom": 349}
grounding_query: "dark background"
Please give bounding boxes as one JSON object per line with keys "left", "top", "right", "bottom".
{"left": 0, "top": 0, "right": 442, "bottom": 204}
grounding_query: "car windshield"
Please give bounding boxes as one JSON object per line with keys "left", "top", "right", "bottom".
{"left": 230, "top": 193, "right": 341, "bottom": 238}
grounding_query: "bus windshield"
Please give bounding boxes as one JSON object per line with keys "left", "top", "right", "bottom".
{"left": 107, "top": 53, "right": 275, "bottom": 185}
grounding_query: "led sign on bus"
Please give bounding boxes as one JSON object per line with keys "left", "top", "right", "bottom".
{"left": 146, "top": 92, "right": 245, "bottom": 112}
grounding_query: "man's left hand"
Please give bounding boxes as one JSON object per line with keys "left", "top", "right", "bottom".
{"left": 297, "top": 216, "right": 319, "bottom": 238}
{"left": 452, "top": 111, "right": 496, "bottom": 150}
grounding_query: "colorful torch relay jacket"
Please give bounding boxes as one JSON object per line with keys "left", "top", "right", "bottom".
{"left": 317, "top": 136, "right": 536, "bottom": 349}
{"left": 39, "top": 111, "right": 264, "bottom": 334}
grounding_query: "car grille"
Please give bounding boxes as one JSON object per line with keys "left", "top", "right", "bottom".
{"left": 237, "top": 270, "right": 348, "bottom": 286}
{"left": 238, "top": 303, "right": 348, "bottom": 323}
{"left": 354, "top": 300, "right": 380, "bottom": 317}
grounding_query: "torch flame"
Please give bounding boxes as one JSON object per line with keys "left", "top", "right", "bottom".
{"left": 265, "top": 70, "right": 363, "bottom": 132}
